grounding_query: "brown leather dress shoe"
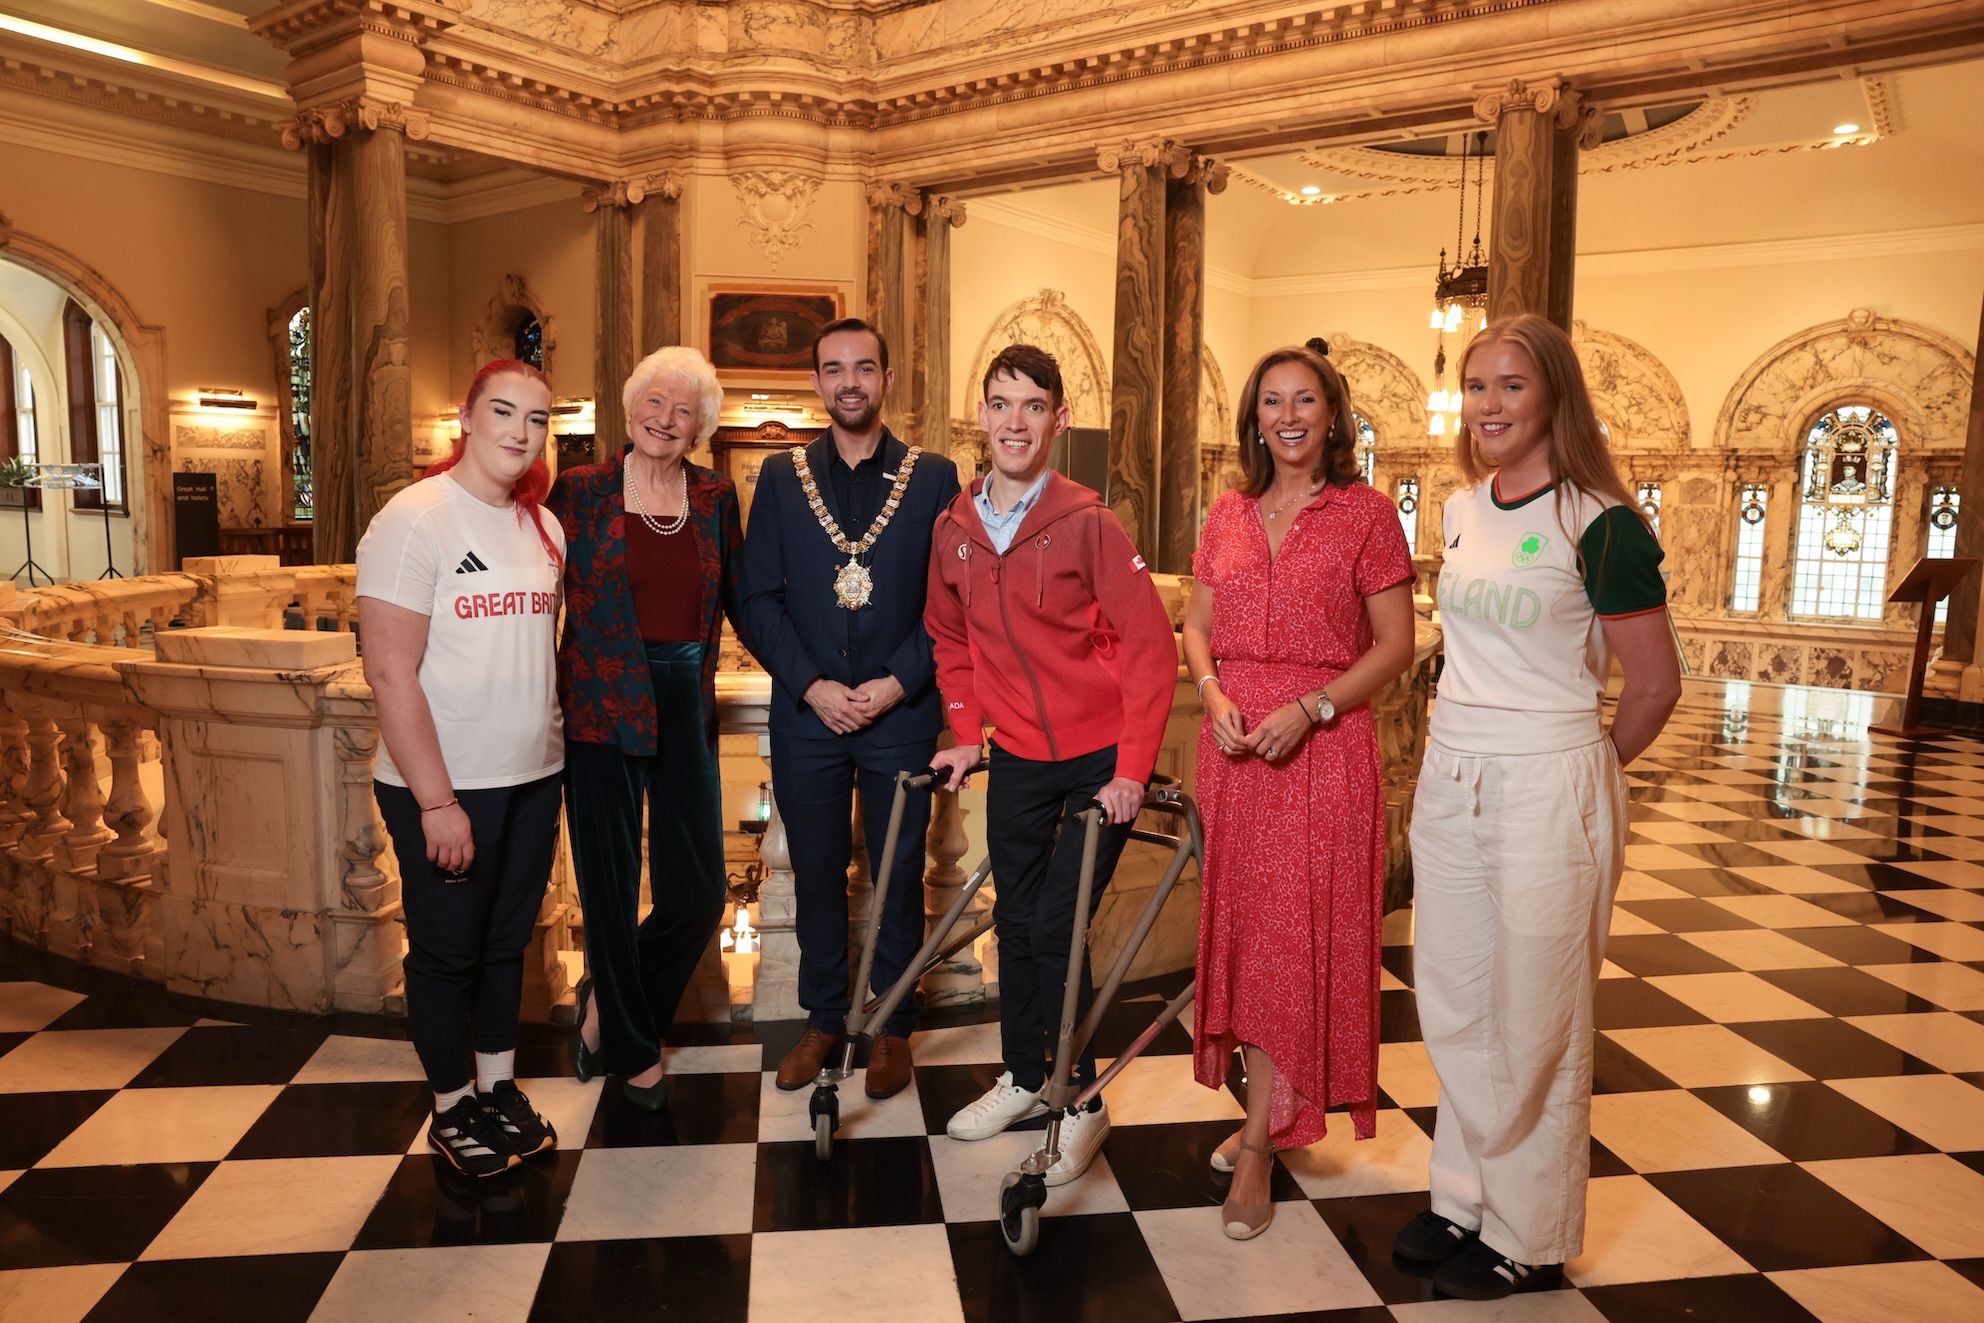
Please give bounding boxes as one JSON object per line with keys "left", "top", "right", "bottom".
{"left": 864, "top": 1033, "right": 914, "bottom": 1099}
{"left": 775, "top": 1026, "right": 843, "bottom": 1091}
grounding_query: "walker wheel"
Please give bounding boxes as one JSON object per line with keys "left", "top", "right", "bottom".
{"left": 998, "top": 1171, "right": 1042, "bottom": 1256}
{"left": 814, "top": 1111, "right": 834, "bottom": 1162}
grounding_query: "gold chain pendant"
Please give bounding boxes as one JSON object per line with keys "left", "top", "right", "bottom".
{"left": 834, "top": 558, "right": 875, "bottom": 610}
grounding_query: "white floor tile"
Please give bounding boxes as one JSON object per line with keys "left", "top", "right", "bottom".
{"left": 311, "top": 1244, "right": 550, "bottom": 1323}
{"left": 1844, "top": 1012, "right": 1984, "bottom": 1072}
{"left": 1824, "top": 1075, "right": 1984, "bottom": 1151}
{"left": 0, "top": 1028, "right": 187, "bottom": 1093}
{"left": 0, "top": 1264, "right": 126, "bottom": 1323}
{"left": 0, "top": 982, "right": 85, "bottom": 1033}
{"left": 1135, "top": 1200, "right": 1383, "bottom": 1319}
{"left": 1564, "top": 1175, "right": 1752, "bottom": 1286}
{"left": 556, "top": 1144, "right": 756, "bottom": 1240}
{"left": 756, "top": 1068, "right": 927, "bottom": 1143}
{"left": 40, "top": 1085, "right": 281, "bottom": 1167}
{"left": 140, "top": 1155, "right": 402, "bottom": 1259}
{"left": 1803, "top": 1153, "right": 1984, "bottom": 1258}
{"left": 925, "top": 1129, "right": 1129, "bottom": 1221}
{"left": 1770, "top": 1261, "right": 1984, "bottom": 1323}
{"left": 1097, "top": 1054, "right": 1243, "bottom": 1126}
{"left": 1279, "top": 1107, "right": 1433, "bottom": 1198}
{"left": 1590, "top": 1090, "right": 1786, "bottom": 1171}
{"left": 748, "top": 1225, "right": 963, "bottom": 1323}
{"left": 293, "top": 1035, "right": 425, "bottom": 1084}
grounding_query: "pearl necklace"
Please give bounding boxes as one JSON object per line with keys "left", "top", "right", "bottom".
{"left": 624, "top": 456, "right": 688, "bottom": 536}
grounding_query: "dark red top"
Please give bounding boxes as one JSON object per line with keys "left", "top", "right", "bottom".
{"left": 625, "top": 515, "right": 703, "bottom": 643}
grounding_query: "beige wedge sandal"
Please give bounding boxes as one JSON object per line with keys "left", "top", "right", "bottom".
{"left": 1221, "top": 1139, "right": 1276, "bottom": 1241}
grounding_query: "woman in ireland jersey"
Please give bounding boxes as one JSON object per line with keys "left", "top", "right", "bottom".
{"left": 1395, "top": 314, "right": 1681, "bottom": 1301}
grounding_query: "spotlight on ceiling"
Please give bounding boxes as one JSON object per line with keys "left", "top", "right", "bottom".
{"left": 1833, "top": 122, "right": 1861, "bottom": 135}
{"left": 1299, "top": 185, "right": 1322, "bottom": 196}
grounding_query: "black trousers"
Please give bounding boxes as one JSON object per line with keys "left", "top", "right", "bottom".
{"left": 376, "top": 772, "right": 563, "bottom": 1094}
{"left": 564, "top": 641, "right": 728, "bottom": 1076}
{"left": 986, "top": 743, "right": 1135, "bottom": 1093}
{"left": 771, "top": 730, "right": 938, "bottom": 1038}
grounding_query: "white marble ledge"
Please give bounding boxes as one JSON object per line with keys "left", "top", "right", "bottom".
{"left": 154, "top": 627, "right": 355, "bottom": 670}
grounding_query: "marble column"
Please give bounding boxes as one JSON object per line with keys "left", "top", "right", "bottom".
{"left": 1158, "top": 156, "right": 1227, "bottom": 573}
{"left": 293, "top": 104, "right": 419, "bottom": 563}
{"left": 1940, "top": 294, "right": 1984, "bottom": 665}
{"left": 1476, "top": 80, "right": 1600, "bottom": 331}
{"left": 865, "top": 183, "right": 920, "bottom": 437}
{"left": 919, "top": 194, "right": 966, "bottom": 458}
{"left": 588, "top": 182, "right": 639, "bottom": 462}
{"left": 638, "top": 173, "right": 686, "bottom": 354}
{"left": 1100, "top": 140, "right": 1190, "bottom": 558}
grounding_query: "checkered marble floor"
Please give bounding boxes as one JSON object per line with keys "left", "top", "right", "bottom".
{"left": 6, "top": 680, "right": 1984, "bottom": 1322}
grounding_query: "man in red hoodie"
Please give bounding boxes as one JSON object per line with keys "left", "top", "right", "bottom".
{"left": 925, "top": 343, "right": 1179, "bottom": 1185}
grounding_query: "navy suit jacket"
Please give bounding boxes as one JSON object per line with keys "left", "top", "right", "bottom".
{"left": 740, "top": 429, "right": 960, "bottom": 744}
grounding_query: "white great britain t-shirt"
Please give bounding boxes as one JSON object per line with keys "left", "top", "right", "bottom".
{"left": 356, "top": 474, "right": 565, "bottom": 790}
{"left": 1432, "top": 477, "right": 1665, "bottom": 756}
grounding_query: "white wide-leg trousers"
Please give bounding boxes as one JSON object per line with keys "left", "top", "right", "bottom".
{"left": 1408, "top": 736, "right": 1625, "bottom": 1265}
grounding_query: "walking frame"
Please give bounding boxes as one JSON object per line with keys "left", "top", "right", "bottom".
{"left": 804, "top": 763, "right": 1203, "bottom": 1260}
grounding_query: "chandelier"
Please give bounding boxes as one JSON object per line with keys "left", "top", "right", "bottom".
{"left": 1427, "top": 130, "right": 1489, "bottom": 436}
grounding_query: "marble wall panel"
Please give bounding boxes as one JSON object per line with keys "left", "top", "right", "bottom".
{"left": 1806, "top": 645, "right": 1856, "bottom": 689}
{"left": 1758, "top": 643, "right": 1804, "bottom": 685}
{"left": 177, "top": 458, "right": 269, "bottom": 530}
{"left": 1703, "top": 638, "right": 1752, "bottom": 679}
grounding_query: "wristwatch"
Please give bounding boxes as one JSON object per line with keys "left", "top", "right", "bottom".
{"left": 1312, "top": 688, "right": 1336, "bottom": 725}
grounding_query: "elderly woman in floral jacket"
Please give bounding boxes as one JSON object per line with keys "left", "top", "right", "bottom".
{"left": 550, "top": 345, "right": 746, "bottom": 1110}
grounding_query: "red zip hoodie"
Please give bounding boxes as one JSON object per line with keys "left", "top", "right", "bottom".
{"left": 925, "top": 471, "right": 1180, "bottom": 784}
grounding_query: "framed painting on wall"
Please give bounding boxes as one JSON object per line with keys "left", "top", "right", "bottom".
{"left": 711, "top": 419, "right": 825, "bottom": 527}
{"left": 706, "top": 286, "right": 843, "bottom": 378}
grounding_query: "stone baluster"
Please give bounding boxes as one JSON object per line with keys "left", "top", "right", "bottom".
{"left": 752, "top": 736, "right": 804, "bottom": 1020}
{"left": 55, "top": 713, "right": 115, "bottom": 873}
{"left": 19, "top": 709, "right": 71, "bottom": 861}
{"left": 333, "top": 725, "right": 393, "bottom": 916}
{"left": 919, "top": 784, "right": 986, "bottom": 1005}
{"left": 97, "top": 715, "right": 161, "bottom": 880}
{"left": 0, "top": 698, "right": 30, "bottom": 847}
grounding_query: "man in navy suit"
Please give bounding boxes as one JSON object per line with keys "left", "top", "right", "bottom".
{"left": 741, "top": 318, "right": 962, "bottom": 1098}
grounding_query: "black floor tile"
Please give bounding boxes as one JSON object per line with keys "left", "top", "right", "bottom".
{"left": 1589, "top": 1136, "right": 1633, "bottom": 1177}
{"left": 1083, "top": 997, "right": 1195, "bottom": 1061}
{"left": 1812, "top": 862, "right": 1956, "bottom": 890}
{"left": 1098, "top": 1119, "right": 1303, "bottom": 1211}
{"left": 82, "top": 1251, "right": 344, "bottom": 1323}
{"left": 0, "top": 1162, "right": 214, "bottom": 1269}
{"left": 1379, "top": 947, "right": 1414, "bottom": 990}
{"left": 228, "top": 1081, "right": 432, "bottom": 1159}
{"left": 1583, "top": 1273, "right": 1820, "bottom": 1322}
{"left": 584, "top": 1071, "right": 759, "bottom": 1148}
{"left": 45, "top": 990, "right": 206, "bottom": 1032}
{"left": 1948, "top": 1256, "right": 1984, "bottom": 1293}
{"left": 352, "top": 1151, "right": 579, "bottom": 1249}
{"left": 1639, "top": 868, "right": 1773, "bottom": 898}
{"left": 1793, "top": 891, "right": 1955, "bottom": 924}
{"left": 1378, "top": 989, "right": 1421, "bottom": 1043}
{"left": 1613, "top": 899, "right": 1762, "bottom": 933}
{"left": 1731, "top": 1017, "right": 1939, "bottom": 1079}
{"left": 1661, "top": 842, "right": 1797, "bottom": 869}
{"left": 128, "top": 1024, "right": 332, "bottom": 1089}
{"left": 752, "top": 1136, "right": 944, "bottom": 1231}
{"left": 1590, "top": 1033, "right": 1679, "bottom": 1093}
{"left": 1602, "top": 934, "right": 1741, "bottom": 978}
{"left": 1754, "top": 966, "right": 1940, "bottom": 1017}
{"left": 0, "top": 1031, "right": 28, "bottom": 1061}
{"left": 1693, "top": 1081, "right": 1937, "bottom": 1160}
{"left": 0, "top": 1089, "right": 114, "bottom": 1168}
{"left": 1647, "top": 1164, "right": 1929, "bottom": 1271}
{"left": 1710, "top": 819, "right": 1815, "bottom": 843}
{"left": 948, "top": 1212, "right": 1181, "bottom": 1323}
{"left": 531, "top": 1235, "right": 751, "bottom": 1322}
{"left": 1309, "top": 1190, "right": 1450, "bottom": 1307}
{"left": 1592, "top": 980, "right": 1712, "bottom": 1031}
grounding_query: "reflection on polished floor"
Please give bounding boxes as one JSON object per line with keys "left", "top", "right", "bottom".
{"left": 3, "top": 679, "right": 1984, "bottom": 1322}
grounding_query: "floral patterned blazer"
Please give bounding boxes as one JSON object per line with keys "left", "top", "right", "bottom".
{"left": 549, "top": 449, "right": 746, "bottom": 755}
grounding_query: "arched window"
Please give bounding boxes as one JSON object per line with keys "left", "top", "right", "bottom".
{"left": 0, "top": 333, "right": 37, "bottom": 465}
{"left": 1730, "top": 483, "right": 1769, "bottom": 613}
{"left": 1790, "top": 404, "right": 1896, "bottom": 622}
{"left": 1928, "top": 485, "right": 1961, "bottom": 625}
{"left": 63, "top": 299, "right": 127, "bottom": 511}
{"left": 1395, "top": 476, "right": 1420, "bottom": 551}
{"left": 1354, "top": 414, "right": 1375, "bottom": 485}
{"left": 513, "top": 314, "right": 544, "bottom": 370}
{"left": 287, "top": 306, "right": 312, "bottom": 520}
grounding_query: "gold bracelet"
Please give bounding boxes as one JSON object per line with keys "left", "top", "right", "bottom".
{"left": 1195, "top": 674, "right": 1219, "bottom": 698}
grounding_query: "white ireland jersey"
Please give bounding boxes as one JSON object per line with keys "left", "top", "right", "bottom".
{"left": 1431, "top": 478, "right": 1664, "bottom": 755}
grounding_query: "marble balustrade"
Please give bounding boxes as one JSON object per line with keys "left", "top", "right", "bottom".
{"left": 0, "top": 567, "right": 1443, "bottom": 1022}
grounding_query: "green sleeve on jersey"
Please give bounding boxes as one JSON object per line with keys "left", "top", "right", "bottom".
{"left": 1578, "top": 505, "right": 1666, "bottom": 616}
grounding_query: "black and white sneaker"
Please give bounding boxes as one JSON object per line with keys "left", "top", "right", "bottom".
{"left": 1393, "top": 1210, "right": 1477, "bottom": 1263}
{"left": 428, "top": 1096, "right": 517, "bottom": 1178}
{"left": 480, "top": 1080, "right": 556, "bottom": 1158}
{"left": 1432, "top": 1238, "right": 1562, "bottom": 1301}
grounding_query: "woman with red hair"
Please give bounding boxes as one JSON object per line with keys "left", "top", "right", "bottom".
{"left": 358, "top": 359, "right": 566, "bottom": 1179}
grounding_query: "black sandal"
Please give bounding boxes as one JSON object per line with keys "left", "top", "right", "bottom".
{"left": 570, "top": 974, "right": 599, "bottom": 1083}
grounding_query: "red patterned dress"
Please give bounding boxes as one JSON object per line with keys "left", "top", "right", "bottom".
{"left": 1191, "top": 480, "right": 1414, "bottom": 1147}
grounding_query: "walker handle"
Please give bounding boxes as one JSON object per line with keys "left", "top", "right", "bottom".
{"left": 903, "top": 760, "right": 988, "bottom": 790}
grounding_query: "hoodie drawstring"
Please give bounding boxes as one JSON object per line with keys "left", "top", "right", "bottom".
{"left": 1034, "top": 532, "right": 1051, "bottom": 608}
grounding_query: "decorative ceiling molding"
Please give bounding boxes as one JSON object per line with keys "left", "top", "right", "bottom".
{"left": 1861, "top": 74, "right": 1900, "bottom": 136}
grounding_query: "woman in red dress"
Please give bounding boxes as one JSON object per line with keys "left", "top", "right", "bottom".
{"left": 1185, "top": 341, "right": 1418, "bottom": 1240}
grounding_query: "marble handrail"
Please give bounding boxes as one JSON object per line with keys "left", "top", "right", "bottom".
{"left": 0, "top": 561, "right": 362, "bottom": 648}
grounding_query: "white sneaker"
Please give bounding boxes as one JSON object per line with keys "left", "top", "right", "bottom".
{"left": 946, "top": 1071, "right": 1046, "bottom": 1141}
{"left": 1044, "top": 1101, "right": 1110, "bottom": 1187}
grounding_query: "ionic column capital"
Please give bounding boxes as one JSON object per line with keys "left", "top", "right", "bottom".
{"left": 923, "top": 192, "right": 967, "bottom": 228}
{"left": 583, "top": 172, "right": 678, "bottom": 212}
{"left": 865, "top": 180, "right": 925, "bottom": 215}
{"left": 279, "top": 98, "right": 430, "bottom": 150}
{"left": 1097, "top": 137, "right": 1193, "bottom": 176}
{"left": 1474, "top": 78, "right": 1603, "bottom": 146}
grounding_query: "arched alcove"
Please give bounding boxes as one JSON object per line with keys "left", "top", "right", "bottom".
{"left": 0, "top": 215, "right": 166, "bottom": 571}
{"left": 471, "top": 274, "right": 558, "bottom": 379}
{"left": 1573, "top": 321, "right": 1691, "bottom": 450}
{"left": 966, "top": 289, "right": 1109, "bottom": 428}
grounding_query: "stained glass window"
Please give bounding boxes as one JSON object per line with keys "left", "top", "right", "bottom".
{"left": 514, "top": 315, "right": 544, "bottom": 370}
{"left": 1731, "top": 483, "right": 1768, "bottom": 613}
{"left": 1396, "top": 476, "right": 1420, "bottom": 551}
{"left": 288, "top": 306, "right": 312, "bottom": 521}
{"left": 1791, "top": 405, "right": 1896, "bottom": 622}
{"left": 1354, "top": 414, "right": 1375, "bottom": 485}
{"left": 1636, "top": 481, "right": 1662, "bottom": 541}
{"left": 1928, "top": 485, "right": 1960, "bottom": 624}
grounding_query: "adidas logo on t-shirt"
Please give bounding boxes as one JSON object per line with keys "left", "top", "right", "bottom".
{"left": 455, "top": 550, "right": 490, "bottom": 575}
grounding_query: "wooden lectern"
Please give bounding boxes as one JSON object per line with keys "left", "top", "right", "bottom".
{"left": 1870, "top": 555, "right": 1978, "bottom": 737}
